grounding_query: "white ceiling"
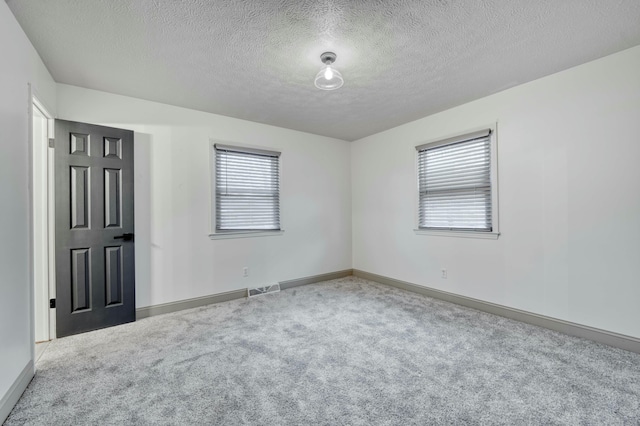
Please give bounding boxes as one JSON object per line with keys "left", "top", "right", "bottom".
{"left": 7, "top": 0, "right": 640, "bottom": 141}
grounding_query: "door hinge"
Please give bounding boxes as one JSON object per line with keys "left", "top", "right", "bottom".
{"left": 49, "top": 298, "right": 56, "bottom": 309}
{"left": 48, "top": 138, "right": 55, "bottom": 148}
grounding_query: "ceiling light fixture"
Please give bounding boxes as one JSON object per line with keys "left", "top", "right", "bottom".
{"left": 314, "top": 52, "right": 344, "bottom": 91}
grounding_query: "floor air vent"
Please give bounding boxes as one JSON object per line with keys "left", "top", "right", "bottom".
{"left": 247, "top": 284, "right": 281, "bottom": 297}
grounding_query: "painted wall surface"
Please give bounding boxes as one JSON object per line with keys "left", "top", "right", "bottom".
{"left": 352, "top": 45, "right": 640, "bottom": 338}
{"left": 57, "top": 85, "right": 352, "bottom": 308}
{"left": 0, "top": 1, "right": 57, "bottom": 410}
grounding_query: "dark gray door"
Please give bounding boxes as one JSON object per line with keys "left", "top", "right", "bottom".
{"left": 55, "top": 120, "right": 135, "bottom": 337}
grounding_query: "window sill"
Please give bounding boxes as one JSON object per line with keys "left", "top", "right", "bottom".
{"left": 209, "top": 230, "right": 284, "bottom": 240}
{"left": 413, "top": 229, "right": 500, "bottom": 240}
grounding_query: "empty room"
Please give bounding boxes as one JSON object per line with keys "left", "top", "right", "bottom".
{"left": 2, "top": 0, "right": 640, "bottom": 424}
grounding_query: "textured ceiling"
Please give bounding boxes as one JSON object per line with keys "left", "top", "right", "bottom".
{"left": 7, "top": 0, "right": 640, "bottom": 141}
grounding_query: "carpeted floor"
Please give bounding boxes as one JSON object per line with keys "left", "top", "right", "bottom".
{"left": 6, "top": 277, "right": 640, "bottom": 425}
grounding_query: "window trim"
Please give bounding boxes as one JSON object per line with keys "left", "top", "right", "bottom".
{"left": 209, "top": 140, "right": 284, "bottom": 239}
{"left": 209, "top": 230, "right": 284, "bottom": 240}
{"left": 414, "top": 124, "right": 500, "bottom": 239}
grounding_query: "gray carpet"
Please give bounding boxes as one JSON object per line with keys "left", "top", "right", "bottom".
{"left": 6, "top": 277, "right": 640, "bottom": 425}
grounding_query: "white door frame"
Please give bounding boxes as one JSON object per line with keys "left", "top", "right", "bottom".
{"left": 30, "top": 91, "right": 56, "bottom": 344}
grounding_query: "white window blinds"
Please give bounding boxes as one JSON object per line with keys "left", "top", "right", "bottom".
{"left": 417, "top": 130, "right": 492, "bottom": 231}
{"left": 215, "top": 144, "right": 281, "bottom": 231}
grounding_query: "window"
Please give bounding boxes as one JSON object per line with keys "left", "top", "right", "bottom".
{"left": 213, "top": 144, "right": 281, "bottom": 234}
{"left": 416, "top": 129, "right": 498, "bottom": 236}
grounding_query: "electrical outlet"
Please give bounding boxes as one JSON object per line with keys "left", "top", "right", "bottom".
{"left": 441, "top": 269, "right": 447, "bottom": 279}
{"left": 243, "top": 267, "right": 249, "bottom": 277}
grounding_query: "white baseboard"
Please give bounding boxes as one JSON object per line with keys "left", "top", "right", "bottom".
{"left": 279, "top": 269, "right": 352, "bottom": 290}
{"left": 353, "top": 269, "right": 640, "bottom": 354}
{"left": 136, "top": 269, "right": 354, "bottom": 320}
{"left": 0, "top": 360, "right": 34, "bottom": 424}
{"left": 136, "top": 289, "right": 246, "bottom": 320}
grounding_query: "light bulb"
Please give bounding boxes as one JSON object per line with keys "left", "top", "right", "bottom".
{"left": 324, "top": 66, "right": 334, "bottom": 80}
{"left": 314, "top": 52, "right": 344, "bottom": 90}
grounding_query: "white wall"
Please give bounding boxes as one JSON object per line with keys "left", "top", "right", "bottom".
{"left": 0, "top": 1, "right": 57, "bottom": 416}
{"left": 57, "top": 85, "right": 352, "bottom": 308}
{"left": 352, "top": 45, "right": 640, "bottom": 339}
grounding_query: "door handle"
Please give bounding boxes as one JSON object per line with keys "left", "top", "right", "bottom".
{"left": 113, "top": 233, "right": 134, "bottom": 241}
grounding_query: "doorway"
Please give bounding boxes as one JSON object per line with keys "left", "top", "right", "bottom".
{"left": 30, "top": 101, "right": 137, "bottom": 344}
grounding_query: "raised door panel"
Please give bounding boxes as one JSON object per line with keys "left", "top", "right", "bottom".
{"left": 70, "top": 133, "right": 89, "bottom": 156}
{"left": 104, "top": 137, "right": 122, "bottom": 159}
{"left": 105, "top": 246, "right": 123, "bottom": 306}
{"left": 70, "top": 248, "right": 91, "bottom": 312}
{"left": 70, "top": 166, "right": 90, "bottom": 229}
{"left": 104, "top": 168, "right": 121, "bottom": 228}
